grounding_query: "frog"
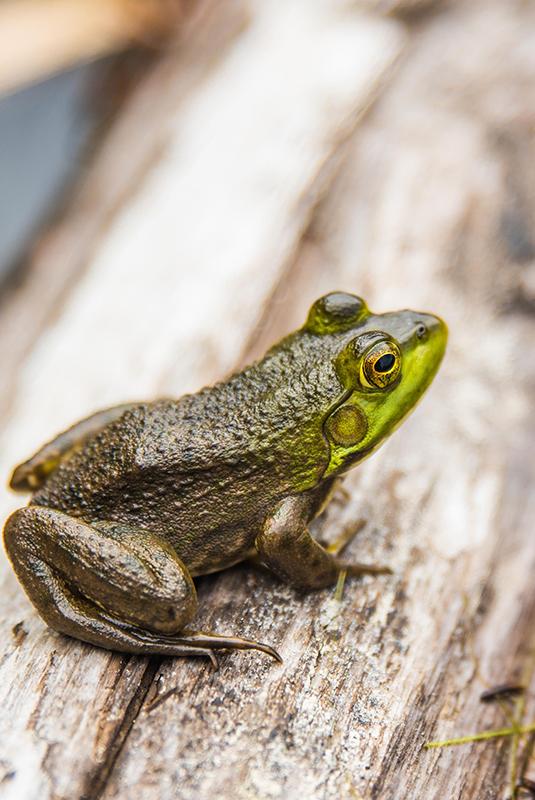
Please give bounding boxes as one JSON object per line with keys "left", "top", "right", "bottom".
{"left": 4, "top": 293, "right": 447, "bottom": 666}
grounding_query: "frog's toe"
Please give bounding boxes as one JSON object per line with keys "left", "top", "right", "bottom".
{"left": 341, "top": 560, "right": 394, "bottom": 577}
{"left": 171, "top": 630, "right": 283, "bottom": 663}
{"left": 126, "top": 628, "right": 281, "bottom": 663}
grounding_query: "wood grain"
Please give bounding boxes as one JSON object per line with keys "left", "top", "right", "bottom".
{"left": 100, "top": 2, "right": 535, "bottom": 797}
{"left": 0, "top": 3, "right": 403, "bottom": 800}
{"left": 0, "top": 0, "right": 248, "bottom": 421}
{"left": 2, "top": 0, "right": 535, "bottom": 798}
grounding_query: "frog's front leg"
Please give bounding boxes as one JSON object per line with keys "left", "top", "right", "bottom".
{"left": 256, "top": 494, "right": 391, "bottom": 590}
{"left": 4, "top": 507, "right": 280, "bottom": 664}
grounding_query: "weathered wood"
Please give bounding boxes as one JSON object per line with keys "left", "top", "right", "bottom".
{"left": 0, "top": 3, "right": 403, "bottom": 800}
{"left": 98, "top": 0, "right": 535, "bottom": 795}
{"left": 0, "top": 0, "right": 247, "bottom": 420}
{"left": 358, "top": 0, "right": 439, "bottom": 14}
{"left": 3, "top": 0, "right": 535, "bottom": 797}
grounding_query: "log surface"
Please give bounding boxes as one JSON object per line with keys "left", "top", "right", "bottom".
{"left": 1, "top": 1, "right": 535, "bottom": 799}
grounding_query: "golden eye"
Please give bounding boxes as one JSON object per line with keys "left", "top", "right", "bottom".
{"left": 361, "top": 341, "right": 401, "bottom": 389}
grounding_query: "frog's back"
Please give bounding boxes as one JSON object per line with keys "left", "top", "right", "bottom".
{"left": 29, "top": 332, "right": 340, "bottom": 570}
{"left": 30, "top": 403, "right": 151, "bottom": 519}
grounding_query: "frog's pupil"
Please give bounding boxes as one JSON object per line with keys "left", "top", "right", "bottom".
{"left": 375, "top": 353, "right": 395, "bottom": 373}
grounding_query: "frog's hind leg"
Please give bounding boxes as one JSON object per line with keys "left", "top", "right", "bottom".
{"left": 9, "top": 403, "right": 133, "bottom": 492}
{"left": 3, "top": 507, "right": 280, "bottom": 664}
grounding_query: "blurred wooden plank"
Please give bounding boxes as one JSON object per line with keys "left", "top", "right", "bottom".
{"left": 0, "top": 3, "right": 404, "bottom": 799}
{"left": 0, "top": 0, "right": 186, "bottom": 97}
{"left": 99, "top": 1, "right": 535, "bottom": 799}
{"left": 358, "top": 0, "right": 439, "bottom": 14}
{"left": 0, "top": 0, "right": 247, "bottom": 419}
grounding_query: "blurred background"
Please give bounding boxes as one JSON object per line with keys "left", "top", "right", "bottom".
{"left": 0, "top": 0, "right": 183, "bottom": 283}
{"left": 1, "top": 2, "right": 535, "bottom": 799}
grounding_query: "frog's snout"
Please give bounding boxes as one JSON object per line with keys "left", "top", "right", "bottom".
{"left": 415, "top": 312, "right": 447, "bottom": 337}
{"left": 413, "top": 312, "right": 448, "bottom": 362}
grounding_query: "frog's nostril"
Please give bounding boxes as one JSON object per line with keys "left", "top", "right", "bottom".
{"left": 416, "top": 323, "right": 427, "bottom": 339}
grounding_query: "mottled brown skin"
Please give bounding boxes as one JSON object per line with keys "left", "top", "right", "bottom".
{"left": 3, "top": 293, "right": 447, "bottom": 664}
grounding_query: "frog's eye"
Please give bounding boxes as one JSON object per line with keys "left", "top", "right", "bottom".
{"left": 361, "top": 341, "right": 401, "bottom": 389}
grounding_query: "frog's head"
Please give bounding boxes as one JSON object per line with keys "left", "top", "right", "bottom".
{"left": 304, "top": 292, "right": 447, "bottom": 479}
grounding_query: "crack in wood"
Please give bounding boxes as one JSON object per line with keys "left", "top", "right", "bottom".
{"left": 81, "top": 658, "right": 162, "bottom": 800}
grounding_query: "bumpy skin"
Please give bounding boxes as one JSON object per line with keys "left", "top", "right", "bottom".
{"left": 4, "top": 293, "right": 447, "bottom": 665}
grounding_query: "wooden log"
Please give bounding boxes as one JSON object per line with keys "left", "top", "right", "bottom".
{"left": 0, "top": 0, "right": 248, "bottom": 420}
{"left": 97, "top": 1, "right": 535, "bottom": 799}
{"left": 0, "top": 3, "right": 403, "bottom": 799}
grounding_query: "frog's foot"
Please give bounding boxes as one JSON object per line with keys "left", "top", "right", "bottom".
{"left": 323, "top": 522, "right": 392, "bottom": 577}
{"left": 257, "top": 495, "right": 392, "bottom": 590}
{"left": 166, "top": 630, "right": 282, "bottom": 663}
{"left": 3, "top": 507, "right": 279, "bottom": 664}
{"left": 324, "top": 519, "right": 366, "bottom": 556}
{"left": 328, "top": 525, "right": 392, "bottom": 576}
{"left": 91, "top": 626, "right": 281, "bottom": 667}
{"left": 336, "top": 561, "right": 393, "bottom": 577}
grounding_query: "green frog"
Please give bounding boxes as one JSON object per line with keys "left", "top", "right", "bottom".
{"left": 4, "top": 293, "right": 447, "bottom": 665}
